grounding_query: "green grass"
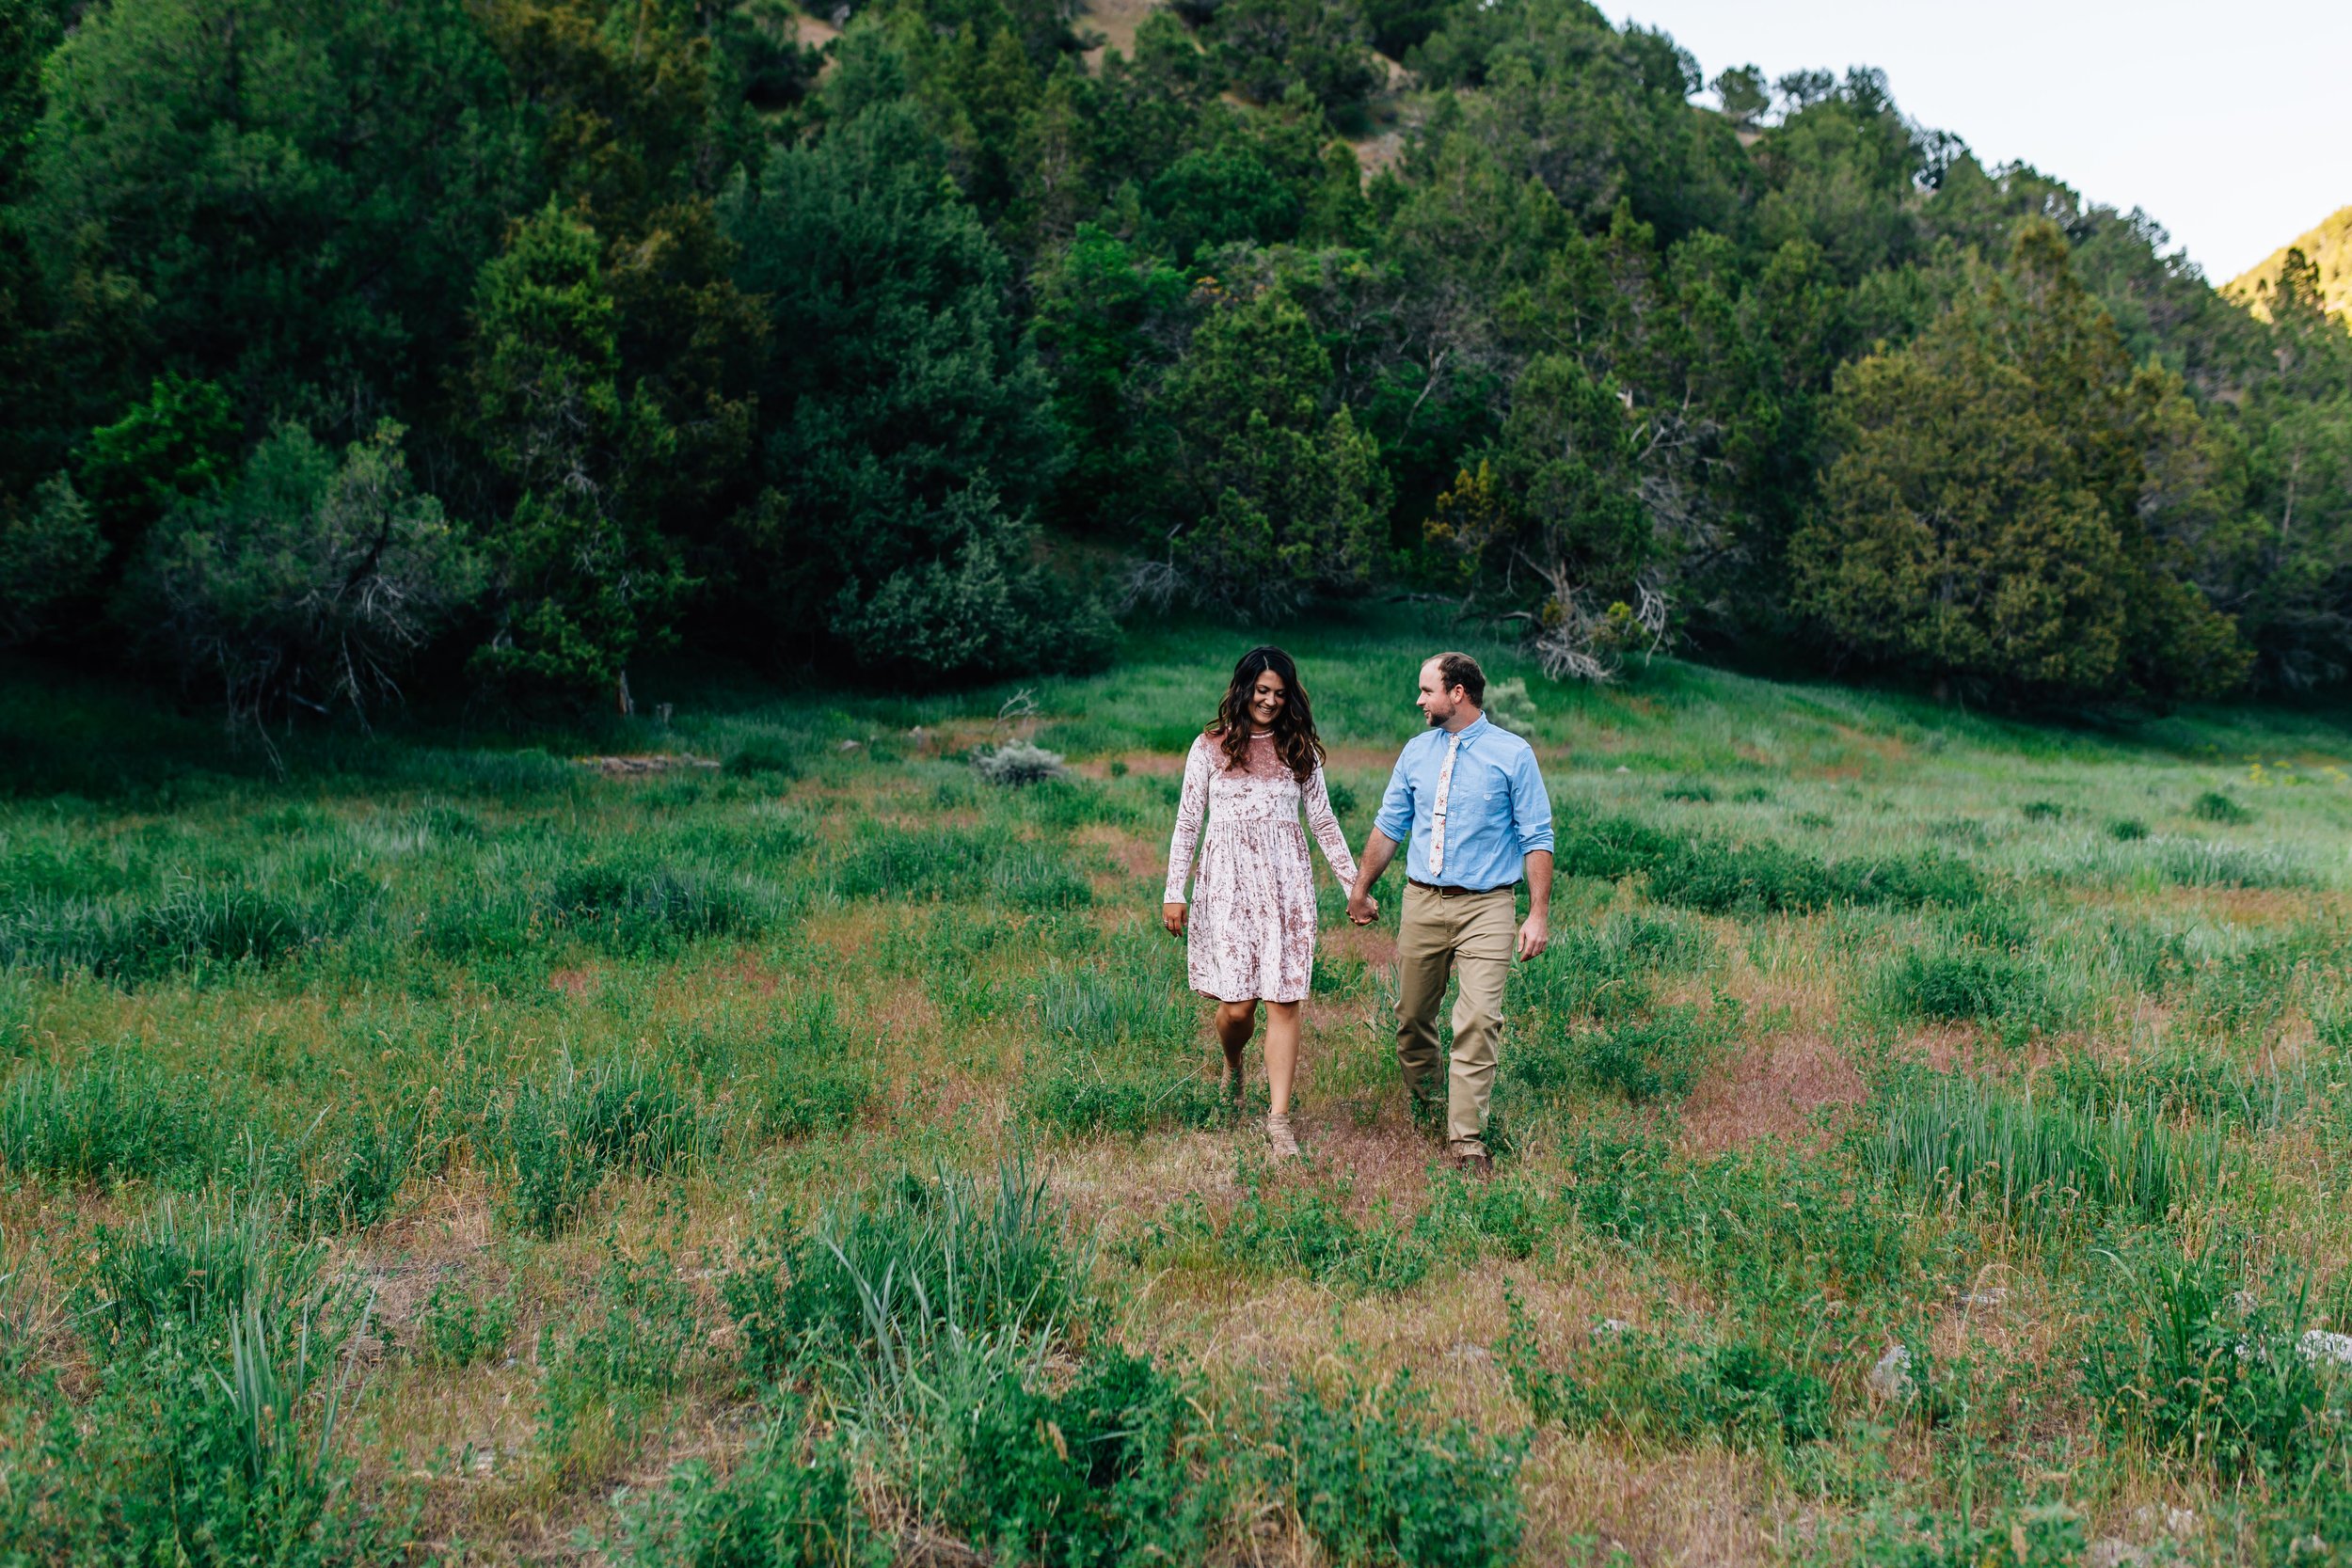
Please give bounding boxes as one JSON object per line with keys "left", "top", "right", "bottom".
{"left": 5, "top": 606, "right": 2352, "bottom": 1561}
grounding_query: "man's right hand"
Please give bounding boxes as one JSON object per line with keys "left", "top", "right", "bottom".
{"left": 1346, "top": 889, "right": 1379, "bottom": 926}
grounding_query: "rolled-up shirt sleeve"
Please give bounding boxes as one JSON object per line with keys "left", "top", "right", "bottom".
{"left": 1510, "top": 743, "right": 1554, "bottom": 855}
{"left": 1374, "top": 746, "right": 1415, "bottom": 843}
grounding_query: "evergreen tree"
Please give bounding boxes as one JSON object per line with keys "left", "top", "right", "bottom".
{"left": 465, "top": 202, "right": 691, "bottom": 704}
{"left": 1791, "top": 222, "right": 2248, "bottom": 703}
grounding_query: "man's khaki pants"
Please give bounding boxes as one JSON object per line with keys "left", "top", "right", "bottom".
{"left": 1395, "top": 881, "right": 1516, "bottom": 1156}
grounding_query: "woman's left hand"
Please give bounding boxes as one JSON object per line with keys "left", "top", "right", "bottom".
{"left": 1163, "top": 901, "right": 1188, "bottom": 936}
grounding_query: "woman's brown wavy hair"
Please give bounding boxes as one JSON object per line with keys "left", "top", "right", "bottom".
{"left": 1209, "top": 645, "right": 1324, "bottom": 784}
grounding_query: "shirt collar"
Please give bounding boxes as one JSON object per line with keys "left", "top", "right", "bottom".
{"left": 1446, "top": 714, "right": 1490, "bottom": 745}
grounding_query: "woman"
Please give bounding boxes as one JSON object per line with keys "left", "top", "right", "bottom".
{"left": 1163, "top": 646, "right": 1367, "bottom": 1159}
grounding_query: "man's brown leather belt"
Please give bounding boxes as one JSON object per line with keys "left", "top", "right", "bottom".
{"left": 1406, "top": 879, "right": 1518, "bottom": 897}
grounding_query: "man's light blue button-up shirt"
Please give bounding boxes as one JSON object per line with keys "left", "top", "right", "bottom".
{"left": 1373, "top": 714, "right": 1554, "bottom": 891}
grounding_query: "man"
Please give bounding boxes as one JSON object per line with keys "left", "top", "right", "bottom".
{"left": 1347, "top": 652, "right": 1552, "bottom": 1175}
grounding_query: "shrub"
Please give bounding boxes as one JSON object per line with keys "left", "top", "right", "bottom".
{"left": 2106, "top": 816, "right": 2149, "bottom": 841}
{"left": 491, "top": 1056, "right": 704, "bottom": 1237}
{"left": 123, "top": 421, "right": 482, "bottom": 734}
{"left": 2189, "top": 790, "right": 2253, "bottom": 825}
{"left": 1876, "top": 943, "right": 2059, "bottom": 1034}
{"left": 2020, "top": 800, "right": 2063, "bottom": 821}
{"left": 722, "top": 734, "right": 803, "bottom": 779}
{"left": 973, "top": 738, "right": 1069, "bottom": 787}
{"left": 951, "top": 1351, "right": 1223, "bottom": 1567}
{"left": 1874, "top": 1079, "right": 2225, "bottom": 1225}
{"left": 1279, "top": 1366, "right": 1525, "bottom": 1568}
{"left": 619, "top": 1403, "right": 882, "bottom": 1567}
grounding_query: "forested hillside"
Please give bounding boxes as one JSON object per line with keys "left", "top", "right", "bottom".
{"left": 2230, "top": 207, "right": 2352, "bottom": 325}
{"left": 2, "top": 0, "right": 2349, "bottom": 720}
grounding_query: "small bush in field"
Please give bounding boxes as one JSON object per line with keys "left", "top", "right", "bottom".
{"left": 76, "top": 1199, "right": 324, "bottom": 1362}
{"left": 542, "top": 858, "right": 764, "bottom": 952}
{"left": 952, "top": 1351, "right": 1223, "bottom": 1567}
{"left": 755, "top": 996, "right": 874, "bottom": 1139}
{"left": 0, "top": 881, "right": 350, "bottom": 982}
{"left": 2084, "top": 1251, "right": 2343, "bottom": 1478}
{"left": 973, "top": 738, "right": 1069, "bottom": 786}
{"left": 2106, "top": 816, "right": 2149, "bottom": 841}
{"left": 722, "top": 733, "right": 802, "bottom": 778}
{"left": 1279, "top": 1365, "right": 1525, "bottom": 1568}
{"left": 2189, "top": 790, "right": 2253, "bottom": 825}
{"left": 1877, "top": 943, "right": 2058, "bottom": 1033}
{"left": 296, "top": 1107, "right": 426, "bottom": 1232}
{"left": 620, "top": 1402, "right": 882, "bottom": 1567}
{"left": 1566, "top": 1000, "right": 1738, "bottom": 1103}
{"left": 417, "top": 1278, "right": 516, "bottom": 1368}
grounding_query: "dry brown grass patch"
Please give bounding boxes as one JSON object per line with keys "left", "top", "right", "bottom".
{"left": 1677, "top": 1030, "right": 1866, "bottom": 1156}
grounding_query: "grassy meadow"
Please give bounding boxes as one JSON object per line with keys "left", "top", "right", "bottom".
{"left": 3, "top": 605, "right": 2352, "bottom": 1565}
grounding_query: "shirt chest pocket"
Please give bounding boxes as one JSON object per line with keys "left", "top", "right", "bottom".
{"left": 1439, "top": 765, "right": 1497, "bottom": 831}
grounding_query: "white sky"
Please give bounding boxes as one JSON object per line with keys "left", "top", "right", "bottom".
{"left": 1612, "top": 0, "right": 2352, "bottom": 283}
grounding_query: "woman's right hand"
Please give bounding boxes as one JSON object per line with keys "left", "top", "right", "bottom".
{"left": 1162, "top": 901, "right": 1187, "bottom": 936}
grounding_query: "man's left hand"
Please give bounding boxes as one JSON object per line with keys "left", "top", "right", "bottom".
{"left": 1516, "top": 914, "right": 1549, "bottom": 961}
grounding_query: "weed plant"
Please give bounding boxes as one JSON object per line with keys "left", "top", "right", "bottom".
{"left": 1498, "top": 1289, "right": 1832, "bottom": 1449}
{"left": 1279, "top": 1365, "right": 1525, "bottom": 1568}
{"left": 1874, "top": 942, "right": 2063, "bottom": 1037}
{"left": 415, "top": 1277, "right": 516, "bottom": 1367}
{"left": 540, "top": 1239, "right": 702, "bottom": 1485}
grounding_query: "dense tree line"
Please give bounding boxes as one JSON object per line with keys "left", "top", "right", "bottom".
{"left": 0, "top": 0, "right": 2347, "bottom": 723}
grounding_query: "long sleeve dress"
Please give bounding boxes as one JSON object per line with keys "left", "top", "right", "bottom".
{"left": 1163, "top": 731, "right": 1359, "bottom": 1004}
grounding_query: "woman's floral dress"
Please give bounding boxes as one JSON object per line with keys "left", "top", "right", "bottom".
{"left": 1163, "top": 731, "right": 1359, "bottom": 1004}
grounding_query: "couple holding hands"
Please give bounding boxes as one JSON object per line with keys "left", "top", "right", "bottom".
{"left": 1161, "top": 646, "right": 1555, "bottom": 1171}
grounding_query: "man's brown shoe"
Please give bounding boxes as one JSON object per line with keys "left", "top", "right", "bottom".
{"left": 1447, "top": 1146, "right": 1493, "bottom": 1179}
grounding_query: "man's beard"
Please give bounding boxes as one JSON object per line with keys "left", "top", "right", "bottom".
{"left": 1425, "top": 708, "right": 1445, "bottom": 726}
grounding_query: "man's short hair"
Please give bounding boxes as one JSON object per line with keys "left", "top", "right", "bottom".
{"left": 1429, "top": 651, "right": 1486, "bottom": 705}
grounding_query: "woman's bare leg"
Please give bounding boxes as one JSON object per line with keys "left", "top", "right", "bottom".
{"left": 1215, "top": 999, "right": 1256, "bottom": 1094}
{"left": 1263, "top": 1001, "right": 1301, "bottom": 1117}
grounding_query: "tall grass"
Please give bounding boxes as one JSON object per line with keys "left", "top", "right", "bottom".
{"left": 0, "top": 1059, "right": 228, "bottom": 1184}
{"left": 1875, "top": 1079, "right": 2226, "bottom": 1224}
{"left": 489, "top": 1055, "right": 706, "bottom": 1236}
